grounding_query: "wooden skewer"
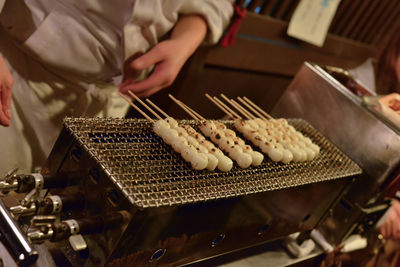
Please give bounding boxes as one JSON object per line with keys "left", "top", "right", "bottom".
{"left": 229, "top": 100, "right": 252, "bottom": 119}
{"left": 230, "top": 98, "right": 256, "bottom": 119}
{"left": 214, "top": 97, "right": 237, "bottom": 119}
{"left": 205, "top": 94, "right": 236, "bottom": 119}
{"left": 219, "top": 94, "right": 251, "bottom": 119}
{"left": 208, "top": 94, "right": 241, "bottom": 119}
{"left": 119, "top": 92, "right": 154, "bottom": 123}
{"left": 127, "top": 91, "right": 163, "bottom": 120}
{"left": 145, "top": 99, "right": 169, "bottom": 118}
{"left": 237, "top": 97, "right": 267, "bottom": 120}
{"left": 180, "top": 102, "right": 207, "bottom": 121}
{"left": 216, "top": 94, "right": 244, "bottom": 119}
{"left": 242, "top": 96, "right": 274, "bottom": 119}
{"left": 168, "top": 94, "right": 201, "bottom": 121}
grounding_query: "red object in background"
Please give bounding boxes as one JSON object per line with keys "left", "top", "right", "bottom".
{"left": 220, "top": 4, "right": 246, "bottom": 47}
{"left": 324, "top": 68, "right": 373, "bottom": 97}
{"left": 343, "top": 78, "right": 373, "bottom": 97}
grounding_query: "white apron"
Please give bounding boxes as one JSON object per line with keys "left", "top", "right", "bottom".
{"left": 0, "top": 0, "right": 233, "bottom": 174}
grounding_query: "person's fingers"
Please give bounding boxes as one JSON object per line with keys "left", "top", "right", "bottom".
{"left": 0, "top": 86, "right": 10, "bottom": 126}
{"left": 380, "top": 224, "right": 387, "bottom": 239}
{"left": 119, "top": 64, "right": 174, "bottom": 94}
{"left": 392, "top": 201, "right": 400, "bottom": 218}
{"left": 134, "top": 86, "right": 163, "bottom": 98}
{"left": 395, "top": 226, "right": 400, "bottom": 240}
{"left": 122, "top": 52, "right": 145, "bottom": 82}
{"left": 130, "top": 45, "right": 166, "bottom": 71}
{"left": 389, "top": 215, "right": 396, "bottom": 239}
{"left": 0, "top": 110, "right": 9, "bottom": 126}
{"left": 394, "top": 211, "right": 400, "bottom": 240}
{"left": 385, "top": 222, "right": 392, "bottom": 239}
{"left": 118, "top": 78, "right": 134, "bottom": 90}
{"left": 1, "top": 83, "right": 12, "bottom": 120}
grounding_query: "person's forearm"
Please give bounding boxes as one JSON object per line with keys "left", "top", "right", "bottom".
{"left": 170, "top": 15, "right": 208, "bottom": 58}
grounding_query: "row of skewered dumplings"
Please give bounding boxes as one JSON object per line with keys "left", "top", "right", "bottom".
{"left": 153, "top": 116, "right": 320, "bottom": 172}
{"left": 154, "top": 118, "right": 233, "bottom": 171}
{"left": 234, "top": 118, "right": 320, "bottom": 163}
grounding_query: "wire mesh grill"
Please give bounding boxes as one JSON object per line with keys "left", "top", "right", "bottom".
{"left": 63, "top": 117, "right": 362, "bottom": 208}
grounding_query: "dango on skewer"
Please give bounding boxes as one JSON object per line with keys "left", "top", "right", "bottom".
{"left": 144, "top": 98, "right": 221, "bottom": 171}
{"left": 180, "top": 96, "right": 263, "bottom": 168}
{"left": 210, "top": 94, "right": 288, "bottom": 163}
{"left": 166, "top": 96, "right": 237, "bottom": 171}
{"left": 229, "top": 97, "right": 315, "bottom": 163}
{"left": 145, "top": 98, "right": 231, "bottom": 172}
{"left": 120, "top": 92, "right": 208, "bottom": 171}
{"left": 239, "top": 96, "right": 320, "bottom": 158}
{"left": 168, "top": 95, "right": 258, "bottom": 169}
{"left": 200, "top": 95, "right": 264, "bottom": 167}
{"left": 224, "top": 95, "right": 318, "bottom": 162}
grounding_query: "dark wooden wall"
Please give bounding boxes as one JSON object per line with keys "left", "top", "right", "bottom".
{"left": 130, "top": 0, "right": 400, "bottom": 120}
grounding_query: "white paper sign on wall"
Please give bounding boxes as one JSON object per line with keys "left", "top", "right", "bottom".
{"left": 287, "top": 0, "right": 341, "bottom": 47}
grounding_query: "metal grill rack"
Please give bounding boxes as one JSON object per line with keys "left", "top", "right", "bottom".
{"left": 63, "top": 118, "right": 361, "bottom": 208}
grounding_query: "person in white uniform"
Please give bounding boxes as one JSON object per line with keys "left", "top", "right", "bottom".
{"left": 0, "top": 0, "right": 234, "bottom": 174}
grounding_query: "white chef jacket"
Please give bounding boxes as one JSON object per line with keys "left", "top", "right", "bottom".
{"left": 0, "top": 0, "right": 234, "bottom": 174}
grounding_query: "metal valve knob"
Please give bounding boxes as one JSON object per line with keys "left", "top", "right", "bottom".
{"left": 0, "top": 168, "right": 19, "bottom": 192}
{"left": 30, "top": 215, "right": 57, "bottom": 228}
{"left": 0, "top": 169, "right": 84, "bottom": 194}
{"left": 27, "top": 215, "right": 57, "bottom": 243}
{"left": 27, "top": 228, "right": 54, "bottom": 244}
{"left": 9, "top": 202, "right": 37, "bottom": 216}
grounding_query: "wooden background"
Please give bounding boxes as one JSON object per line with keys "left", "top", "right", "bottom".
{"left": 129, "top": 0, "right": 400, "bottom": 119}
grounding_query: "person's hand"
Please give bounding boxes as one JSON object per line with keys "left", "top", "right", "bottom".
{"left": 379, "top": 199, "right": 400, "bottom": 240}
{"left": 119, "top": 15, "right": 207, "bottom": 98}
{"left": 0, "top": 55, "right": 13, "bottom": 126}
{"left": 119, "top": 39, "right": 189, "bottom": 98}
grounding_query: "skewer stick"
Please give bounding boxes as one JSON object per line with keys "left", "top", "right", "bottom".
{"left": 168, "top": 94, "right": 201, "bottom": 121}
{"left": 230, "top": 98, "right": 256, "bottom": 119}
{"left": 181, "top": 102, "right": 207, "bottom": 121}
{"left": 119, "top": 92, "right": 154, "bottom": 123}
{"left": 177, "top": 101, "right": 201, "bottom": 121}
{"left": 209, "top": 94, "right": 241, "bottom": 119}
{"left": 230, "top": 101, "right": 252, "bottom": 119}
{"left": 213, "top": 97, "right": 241, "bottom": 120}
{"left": 219, "top": 94, "right": 248, "bottom": 119}
{"left": 237, "top": 97, "right": 267, "bottom": 120}
{"left": 127, "top": 91, "right": 163, "bottom": 120}
{"left": 204, "top": 94, "right": 237, "bottom": 120}
{"left": 145, "top": 99, "right": 169, "bottom": 118}
{"left": 219, "top": 94, "right": 251, "bottom": 119}
{"left": 242, "top": 96, "right": 274, "bottom": 119}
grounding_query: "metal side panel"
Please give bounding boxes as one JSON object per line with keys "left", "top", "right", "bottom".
{"left": 271, "top": 62, "right": 400, "bottom": 245}
{"left": 272, "top": 62, "right": 400, "bottom": 186}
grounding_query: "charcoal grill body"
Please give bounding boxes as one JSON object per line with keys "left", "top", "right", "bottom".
{"left": 40, "top": 118, "right": 361, "bottom": 266}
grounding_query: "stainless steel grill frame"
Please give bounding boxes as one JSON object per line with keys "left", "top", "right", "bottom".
{"left": 36, "top": 117, "right": 362, "bottom": 266}
{"left": 63, "top": 117, "right": 361, "bottom": 208}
